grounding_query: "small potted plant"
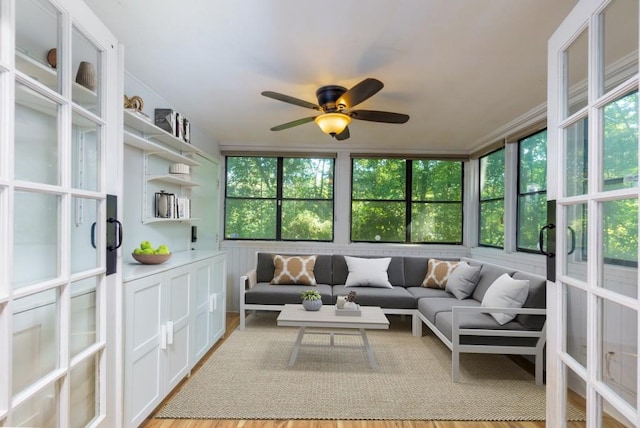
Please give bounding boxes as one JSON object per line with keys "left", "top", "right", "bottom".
{"left": 343, "top": 290, "right": 358, "bottom": 310}
{"left": 300, "top": 289, "right": 323, "bottom": 311}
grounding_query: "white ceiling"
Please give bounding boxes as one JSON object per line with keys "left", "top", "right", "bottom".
{"left": 84, "top": 0, "right": 576, "bottom": 155}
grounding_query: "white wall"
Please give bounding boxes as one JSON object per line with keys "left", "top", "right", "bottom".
{"left": 121, "top": 72, "right": 222, "bottom": 260}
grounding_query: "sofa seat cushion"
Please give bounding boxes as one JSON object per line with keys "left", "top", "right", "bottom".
{"left": 417, "top": 297, "right": 479, "bottom": 324}
{"left": 332, "top": 285, "right": 416, "bottom": 309}
{"left": 407, "top": 286, "right": 451, "bottom": 299}
{"left": 434, "top": 311, "right": 540, "bottom": 347}
{"left": 245, "top": 283, "right": 333, "bottom": 305}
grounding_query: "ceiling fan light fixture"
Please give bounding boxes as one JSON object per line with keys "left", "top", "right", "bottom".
{"left": 314, "top": 113, "right": 351, "bottom": 136}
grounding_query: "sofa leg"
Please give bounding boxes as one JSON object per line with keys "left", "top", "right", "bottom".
{"left": 535, "top": 352, "right": 543, "bottom": 385}
{"left": 412, "top": 314, "right": 422, "bottom": 337}
{"left": 452, "top": 348, "right": 460, "bottom": 383}
{"left": 240, "top": 310, "right": 246, "bottom": 331}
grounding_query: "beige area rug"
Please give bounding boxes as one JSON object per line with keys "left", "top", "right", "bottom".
{"left": 157, "top": 312, "right": 585, "bottom": 421}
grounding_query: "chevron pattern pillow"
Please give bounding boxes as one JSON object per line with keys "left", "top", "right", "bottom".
{"left": 421, "top": 259, "right": 460, "bottom": 289}
{"left": 270, "top": 255, "right": 317, "bottom": 285}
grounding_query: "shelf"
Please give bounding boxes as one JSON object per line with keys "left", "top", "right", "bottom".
{"left": 124, "top": 109, "right": 204, "bottom": 155}
{"left": 146, "top": 174, "right": 199, "bottom": 187}
{"left": 15, "top": 51, "right": 97, "bottom": 107}
{"left": 142, "top": 217, "right": 200, "bottom": 224}
{"left": 124, "top": 131, "right": 200, "bottom": 166}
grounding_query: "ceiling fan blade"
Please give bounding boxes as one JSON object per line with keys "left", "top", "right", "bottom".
{"left": 335, "top": 78, "right": 384, "bottom": 109}
{"left": 335, "top": 126, "right": 350, "bottom": 141}
{"left": 349, "top": 109, "right": 410, "bottom": 124}
{"left": 261, "top": 91, "right": 321, "bottom": 111}
{"left": 270, "top": 116, "right": 316, "bottom": 131}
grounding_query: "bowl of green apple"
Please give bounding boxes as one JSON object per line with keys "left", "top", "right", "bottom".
{"left": 132, "top": 241, "right": 172, "bottom": 265}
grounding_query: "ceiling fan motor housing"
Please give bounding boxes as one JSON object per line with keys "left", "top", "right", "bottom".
{"left": 316, "top": 85, "right": 347, "bottom": 112}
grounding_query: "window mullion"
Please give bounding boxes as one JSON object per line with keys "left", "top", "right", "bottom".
{"left": 276, "top": 157, "right": 283, "bottom": 240}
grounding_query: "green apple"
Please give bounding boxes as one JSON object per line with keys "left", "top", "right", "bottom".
{"left": 141, "top": 248, "right": 155, "bottom": 255}
{"left": 140, "top": 241, "right": 152, "bottom": 250}
{"left": 133, "top": 248, "right": 143, "bottom": 255}
{"left": 156, "top": 247, "right": 170, "bottom": 255}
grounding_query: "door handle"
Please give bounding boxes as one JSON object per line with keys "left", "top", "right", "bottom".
{"left": 166, "top": 321, "right": 174, "bottom": 345}
{"left": 567, "top": 226, "right": 576, "bottom": 255}
{"left": 160, "top": 324, "right": 167, "bottom": 350}
{"left": 107, "top": 217, "right": 123, "bottom": 251}
{"left": 91, "top": 222, "right": 97, "bottom": 249}
{"left": 539, "top": 223, "right": 556, "bottom": 257}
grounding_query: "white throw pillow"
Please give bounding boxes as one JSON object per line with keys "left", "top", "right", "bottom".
{"left": 481, "top": 273, "right": 529, "bottom": 325}
{"left": 445, "top": 262, "right": 481, "bottom": 300}
{"left": 344, "top": 256, "right": 393, "bottom": 288}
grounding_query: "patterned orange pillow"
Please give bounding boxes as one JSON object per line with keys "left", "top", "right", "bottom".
{"left": 270, "top": 255, "right": 317, "bottom": 285}
{"left": 421, "top": 259, "right": 460, "bottom": 289}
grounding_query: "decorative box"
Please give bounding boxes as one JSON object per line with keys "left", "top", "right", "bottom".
{"left": 154, "top": 108, "right": 176, "bottom": 135}
{"left": 335, "top": 304, "right": 361, "bottom": 316}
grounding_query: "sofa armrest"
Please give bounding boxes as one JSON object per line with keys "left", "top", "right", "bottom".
{"left": 451, "top": 306, "right": 546, "bottom": 338}
{"left": 240, "top": 269, "right": 257, "bottom": 290}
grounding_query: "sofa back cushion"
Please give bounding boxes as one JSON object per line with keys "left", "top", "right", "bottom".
{"left": 332, "top": 255, "right": 405, "bottom": 286}
{"left": 512, "top": 271, "right": 547, "bottom": 330}
{"left": 403, "top": 257, "right": 431, "bottom": 287}
{"left": 255, "top": 253, "right": 332, "bottom": 284}
{"left": 468, "top": 261, "right": 516, "bottom": 302}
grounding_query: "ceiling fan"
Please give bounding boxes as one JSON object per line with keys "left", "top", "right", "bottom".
{"left": 261, "top": 78, "right": 409, "bottom": 140}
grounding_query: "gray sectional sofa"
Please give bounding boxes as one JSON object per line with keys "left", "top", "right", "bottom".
{"left": 239, "top": 252, "right": 547, "bottom": 384}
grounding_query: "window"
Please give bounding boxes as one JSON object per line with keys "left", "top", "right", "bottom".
{"left": 517, "top": 130, "right": 547, "bottom": 252}
{"left": 351, "top": 158, "right": 463, "bottom": 243}
{"left": 225, "top": 156, "right": 334, "bottom": 241}
{"left": 479, "top": 149, "right": 504, "bottom": 248}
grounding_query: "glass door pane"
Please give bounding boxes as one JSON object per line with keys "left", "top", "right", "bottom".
{"left": 70, "top": 277, "right": 98, "bottom": 357}
{"left": 14, "top": 84, "right": 60, "bottom": 185}
{"left": 72, "top": 26, "right": 100, "bottom": 115}
{"left": 12, "top": 381, "right": 59, "bottom": 428}
{"left": 565, "top": 284, "right": 588, "bottom": 367}
{"left": 602, "top": 0, "right": 639, "bottom": 95}
{"left": 602, "top": 92, "right": 638, "bottom": 192}
{"left": 13, "top": 191, "right": 60, "bottom": 288}
{"left": 70, "top": 354, "right": 98, "bottom": 428}
{"left": 565, "top": 118, "right": 588, "bottom": 197}
{"left": 565, "top": 29, "right": 588, "bottom": 118}
{"left": 15, "top": 0, "right": 60, "bottom": 94}
{"left": 70, "top": 197, "right": 99, "bottom": 274}
{"left": 564, "top": 203, "right": 588, "bottom": 281}
{"left": 600, "top": 298, "right": 638, "bottom": 410}
{"left": 71, "top": 113, "right": 101, "bottom": 192}
{"left": 12, "top": 289, "right": 59, "bottom": 395}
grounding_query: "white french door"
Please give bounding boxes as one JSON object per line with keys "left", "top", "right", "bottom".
{"left": 0, "top": 0, "right": 121, "bottom": 426}
{"left": 548, "top": 0, "right": 639, "bottom": 426}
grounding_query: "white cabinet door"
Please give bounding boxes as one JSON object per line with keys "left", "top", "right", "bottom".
{"left": 191, "top": 254, "right": 227, "bottom": 366}
{"left": 192, "top": 259, "right": 213, "bottom": 365}
{"left": 209, "top": 254, "right": 227, "bottom": 344}
{"left": 164, "top": 265, "right": 192, "bottom": 391}
{"left": 124, "top": 274, "right": 164, "bottom": 428}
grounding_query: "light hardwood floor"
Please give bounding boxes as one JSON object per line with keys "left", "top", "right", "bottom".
{"left": 141, "top": 313, "right": 591, "bottom": 428}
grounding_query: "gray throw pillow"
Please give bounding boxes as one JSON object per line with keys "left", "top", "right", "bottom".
{"left": 445, "top": 262, "right": 481, "bottom": 300}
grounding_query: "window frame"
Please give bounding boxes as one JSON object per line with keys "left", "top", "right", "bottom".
{"left": 516, "top": 129, "right": 548, "bottom": 254}
{"left": 478, "top": 148, "right": 505, "bottom": 249}
{"left": 224, "top": 155, "right": 335, "bottom": 242}
{"left": 350, "top": 157, "right": 464, "bottom": 244}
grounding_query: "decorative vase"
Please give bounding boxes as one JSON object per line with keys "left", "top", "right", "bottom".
{"left": 302, "top": 299, "right": 322, "bottom": 311}
{"left": 75, "top": 61, "right": 97, "bottom": 91}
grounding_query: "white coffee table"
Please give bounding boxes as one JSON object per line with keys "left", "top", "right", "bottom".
{"left": 276, "top": 304, "right": 389, "bottom": 368}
